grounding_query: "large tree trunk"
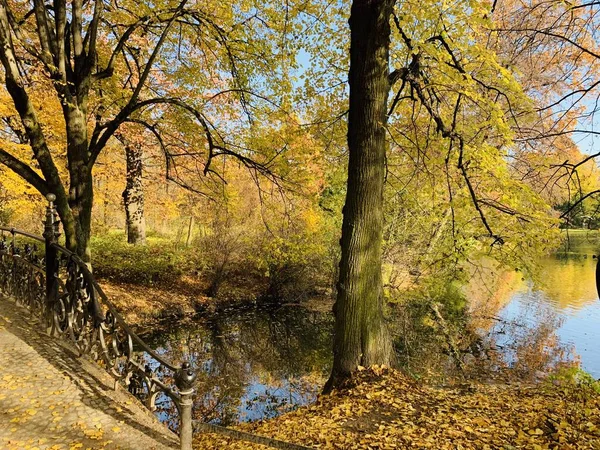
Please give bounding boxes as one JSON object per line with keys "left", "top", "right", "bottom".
{"left": 123, "top": 143, "right": 146, "bottom": 245}
{"left": 65, "top": 106, "right": 94, "bottom": 263}
{"left": 325, "top": 0, "right": 395, "bottom": 392}
{"left": 68, "top": 169, "right": 94, "bottom": 263}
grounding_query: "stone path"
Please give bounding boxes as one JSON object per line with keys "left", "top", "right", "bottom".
{"left": 0, "top": 297, "right": 178, "bottom": 450}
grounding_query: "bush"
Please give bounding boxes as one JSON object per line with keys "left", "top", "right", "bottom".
{"left": 255, "top": 233, "right": 332, "bottom": 302}
{"left": 91, "top": 231, "right": 206, "bottom": 285}
{"left": 90, "top": 223, "right": 337, "bottom": 304}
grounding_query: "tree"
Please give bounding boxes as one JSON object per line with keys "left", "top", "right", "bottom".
{"left": 0, "top": 0, "right": 298, "bottom": 262}
{"left": 491, "top": 0, "right": 600, "bottom": 217}
{"left": 324, "top": 0, "right": 571, "bottom": 389}
{"left": 122, "top": 138, "right": 146, "bottom": 245}
{"left": 113, "top": 125, "right": 148, "bottom": 245}
{"left": 325, "top": 0, "right": 396, "bottom": 391}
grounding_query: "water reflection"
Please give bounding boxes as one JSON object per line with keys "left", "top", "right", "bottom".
{"left": 467, "top": 232, "right": 600, "bottom": 316}
{"left": 495, "top": 232, "right": 600, "bottom": 377}
{"left": 144, "top": 306, "right": 333, "bottom": 426}
{"left": 465, "top": 259, "right": 527, "bottom": 329}
{"left": 533, "top": 254, "right": 598, "bottom": 311}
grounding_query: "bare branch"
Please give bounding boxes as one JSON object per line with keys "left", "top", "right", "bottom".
{"left": 559, "top": 190, "right": 600, "bottom": 219}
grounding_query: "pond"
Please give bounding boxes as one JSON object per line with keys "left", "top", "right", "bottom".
{"left": 145, "top": 230, "right": 600, "bottom": 429}
{"left": 145, "top": 305, "right": 333, "bottom": 427}
{"left": 494, "top": 231, "right": 600, "bottom": 378}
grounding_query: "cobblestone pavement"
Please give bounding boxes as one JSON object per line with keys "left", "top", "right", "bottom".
{"left": 0, "top": 297, "right": 178, "bottom": 450}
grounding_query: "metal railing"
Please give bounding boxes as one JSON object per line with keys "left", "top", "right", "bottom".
{"left": 0, "top": 194, "right": 196, "bottom": 450}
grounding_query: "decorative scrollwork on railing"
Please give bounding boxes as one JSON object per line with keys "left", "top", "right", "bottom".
{"left": 49, "top": 248, "right": 187, "bottom": 413}
{"left": 0, "top": 194, "right": 196, "bottom": 450}
{"left": 0, "top": 231, "right": 46, "bottom": 317}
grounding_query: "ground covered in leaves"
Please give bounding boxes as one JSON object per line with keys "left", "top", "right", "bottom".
{"left": 194, "top": 367, "right": 600, "bottom": 449}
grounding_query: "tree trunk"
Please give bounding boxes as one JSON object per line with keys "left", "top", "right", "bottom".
{"left": 69, "top": 172, "right": 94, "bottom": 263}
{"left": 65, "top": 106, "right": 94, "bottom": 263}
{"left": 186, "top": 215, "right": 194, "bottom": 247}
{"left": 325, "top": 0, "right": 395, "bottom": 393}
{"left": 123, "top": 143, "right": 146, "bottom": 245}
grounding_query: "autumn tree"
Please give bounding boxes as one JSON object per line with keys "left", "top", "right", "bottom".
{"left": 0, "top": 0, "right": 300, "bottom": 262}
{"left": 324, "top": 0, "right": 396, "bottom": 391}
{"left": 491, "top": 0, "right": 600, "bottom": 217}
{"left": 115, "top": 130, "right": 146, "bottom": 245}
{"left": 323, "top": 0, "right": 572, "bottom": 388}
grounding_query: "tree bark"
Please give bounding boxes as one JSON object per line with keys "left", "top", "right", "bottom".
{"left": 63, "top": 104, "right": 94, "bottom": 262}
{"left": 325, "top": 0, "right": 395, "bottom": 393}
{"left": 123, "top": 143, "right": 146, "bottom": 245}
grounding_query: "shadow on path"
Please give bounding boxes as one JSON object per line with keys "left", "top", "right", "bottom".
{"left": 0, "top": 297, "right": 178, "bottom": 450}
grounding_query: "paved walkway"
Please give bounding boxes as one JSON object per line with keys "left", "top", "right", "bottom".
{"left": 0, "top": 297, "right": 178, "bottom": 450}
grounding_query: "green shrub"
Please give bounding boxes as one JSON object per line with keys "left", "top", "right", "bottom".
{"left": 253, "top": 233, "right": 332, "bottom": 302}
{"left": 546, "top": 367, "right": 600, "bottom": 397}
{"left": 91, "top": 231, "right": 206, "bottom": 285}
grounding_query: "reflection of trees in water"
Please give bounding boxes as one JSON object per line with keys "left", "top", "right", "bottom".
{"left": 466, "top": 237, "right": 599, "bottom": 331}
{"left": 146, "top": 306, "right": 333, "bottom": 425}
{"left": 485, "top": 300, "right": 578, "bottom": 379}
{"left": 465, "top": 245, "right": 591, "bottom": 378}
{"left": 533, "top": 255, "right": 597, "bottom": 310}
{"left": 389, "top": 245, "right": 589, "bottom": 380}
{"left": 389, "top": 297, "right": 577, "bottom": 382}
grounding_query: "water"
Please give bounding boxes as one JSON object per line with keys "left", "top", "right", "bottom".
{"left": 144, "top": 305, "right": 333, "bottom": 426}
{"left": 145, "top": 231, "right": 600, "bottom": 428}
{"left": 493, "top": 231, "right": 600, "bottom": 378}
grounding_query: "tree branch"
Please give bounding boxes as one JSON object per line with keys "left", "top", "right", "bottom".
{"left": 0, "top": 148, "right": 48, "bottom": 195}
{"left": 32, "top": 0, "right": 56, "bottom": 68}
{"left": 560, "top": 190, "right": 600, "bottom": 219}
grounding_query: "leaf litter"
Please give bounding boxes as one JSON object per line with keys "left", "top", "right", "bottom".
{"left": 194, "top": 366, "right": 600, "bottom": 449}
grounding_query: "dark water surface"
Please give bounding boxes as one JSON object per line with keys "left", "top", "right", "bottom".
{"left": 145, "top": 305, "right": 333, "bottom": 426}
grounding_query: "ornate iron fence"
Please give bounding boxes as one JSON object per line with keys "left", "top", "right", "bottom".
{"left": 0, "top": 194, "right": 196, "bottom": 450}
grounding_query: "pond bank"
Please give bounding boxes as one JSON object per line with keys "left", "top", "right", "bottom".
{"left": 90, "top": 231, "right": 333, "bottom": 326}
{"left": 98, "top": 278, "right": 210, "bottom": 328}
{"left": 98, "top": 277, "right": 333, "bottom": 333}
{"left": 194, "top": 366, "right": 600, "bottom": 449}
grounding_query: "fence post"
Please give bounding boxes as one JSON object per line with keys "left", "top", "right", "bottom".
{"left": 175, "top": 361, "right": 197, "bottom": 450}
{"left": 43, "top": 193, "right": 60, "bottom": 332}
